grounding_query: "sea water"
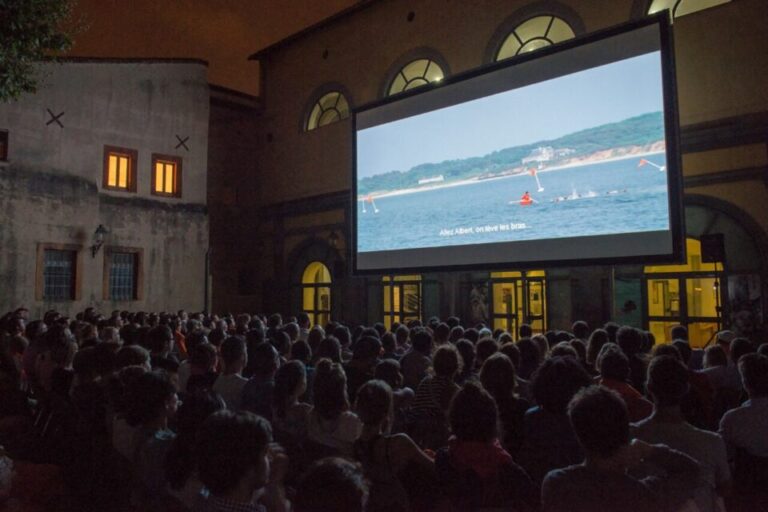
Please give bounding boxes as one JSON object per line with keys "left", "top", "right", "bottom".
{"left": 357, "top": 153, "right": 670, "bottom": 252}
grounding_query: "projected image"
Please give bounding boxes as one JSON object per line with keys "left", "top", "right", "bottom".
{"left": 356, "top": 53, "right": 670, "bottom": 254}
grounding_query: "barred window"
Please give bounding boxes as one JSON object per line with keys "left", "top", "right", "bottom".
{"left": 496, "top": 15, "right": 576, "bottom": 61}
{"left": 109, "top": 252, "right": 137, "bottom": 301}
{"left": 388, "top": 59, "right": 445, "bottom": 96}
{"left": 43, "top": 249, "right": 76, "bottom": 300}
{"left": 306, "top": 91, "right": 350, "bottom": 131}
{"left": 648, "top": 0, "right": 730, "bottom": 20}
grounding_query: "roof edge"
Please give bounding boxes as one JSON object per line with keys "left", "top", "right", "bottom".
{"left": 248, "top": 0, "right": 381, "bottom": 61}
{"left": 42, "top": 56, "right": 209, "bottom": 66}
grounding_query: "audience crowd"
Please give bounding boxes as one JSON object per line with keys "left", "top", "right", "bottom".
{"left": 0, "top": 306, "right": 767, "bottom": 511}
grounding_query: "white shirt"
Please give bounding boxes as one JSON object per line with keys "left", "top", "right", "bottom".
{"left": 719, "top": 397, "right": 768, "bottom": 458}
{"left": 212, "top": 373, "right": 248, "bottom": 410}
{"left": 307, "top": 409, "right": 361, "bottom": 456}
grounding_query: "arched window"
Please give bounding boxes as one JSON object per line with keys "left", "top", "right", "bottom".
{"left": 302, "top": 262, "right": 331, "bottom": 327}
{"left": 489, "top": 270, "right": 547, "bottom": 335}
{"left": 383, "top": 275, "right": 422, "bottom": 329}
{"left": 306, "top": 91, "right": 350, "bottom": 131}
{"left": 644, "top": 238, "right": 723, "bottom": 347}
{"left": 647, "top": 0, "right": 731, "bottom": 19}
{"left": 496, "top": 15, "right": 575, "bottom": 61}
{"left": 387, "top": 59, "right": 444, "bottom": 96}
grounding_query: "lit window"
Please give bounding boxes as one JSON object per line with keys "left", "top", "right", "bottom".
{"left": 306, "top": 91, "right": 350, "bottom": 131}
{"left": 103, "top": 146, "right": 137, "bottom": 191}
{"left": 388, "top": 59, "right": 445, "bottom": 96}
{"left": 152, "top": 154, "right": 182, "bottom": 197}
{"left": 383, "top": 275, "right": 422, "bottom": 329}
{"left": 302, "top": 262, "right": 332, "bottom": 327}
{"left": 648, "top": 0, "right": 730, "bottom": 20}
{"left": 490, "top": 270, "right": 547, "bottom": 335}
{"left": 0, "top": 130, "right": 8, "bottom": 161}
{"left": 107, "top": 250, "right": 141, "bottom": 301}
{"left": 496, "top": 15, "right": 575, "bottom": 61}
{"left": 43, "top": 249, "right": 77, "bottom": 300}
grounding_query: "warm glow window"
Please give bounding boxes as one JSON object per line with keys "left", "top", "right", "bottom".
{"left": 648, "top": 0, "right": 731, "bottom": 20}
{"left": 152, "top": 154, "right": 182, "bottom": 197}
{"left": 496, "top": 15, "right": 575, "bottom": 61}
{"left": 103, "top": 146, "right": 137, "bottom": 191}
{"left": 644, "top": 238, "right": 723, "bottom": 348}
{"left": 306, "top": 91, "right": 350, "bottom": 131}
{"left": 490, "top": 270, "right": 547, "bottom": 335}
{"left": 302, "top": 262, "right": 332, "bottom": 327}
{"left": 383, "top": 275, "right": 422, "bottom": 329}
{"left": 388, "top": 59, "right": 444, "bottom": 96}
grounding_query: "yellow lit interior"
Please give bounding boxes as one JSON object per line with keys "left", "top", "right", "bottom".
{"left": 302, "top": 262, "right": 332, "bottom": 326}
{"left": 154, "top": 161, "right": 176, "bottom": 194}
{"left": 108, "top": 153, "right": 129, "bottom": 188}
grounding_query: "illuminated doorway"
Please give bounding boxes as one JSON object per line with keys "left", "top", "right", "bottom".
{"left": 489, "top": 270, "right": 547, "bottom": 335}
{"left": 302, "top": 262, "right": 331, "bottom": 327}
{"left": 644, "top": 238, "right": 723, "bottom": 347}
{"left": 383, "top": 275, "right": 422, "bottom": 330}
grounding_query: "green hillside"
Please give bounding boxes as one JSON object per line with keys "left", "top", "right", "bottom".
{"left": 358, "top": 111, "right": 663, "bottom": 195}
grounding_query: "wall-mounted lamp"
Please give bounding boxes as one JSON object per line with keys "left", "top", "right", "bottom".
{"left": 91, "top": 224, "right": 109, "bottom": 258}
{"left": 328, "top": 230, "right": 340, "bottom": 249}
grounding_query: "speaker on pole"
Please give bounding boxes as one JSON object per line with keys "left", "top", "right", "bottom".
{"left": 700, "top": 234, "right": 725, "bottom": 263}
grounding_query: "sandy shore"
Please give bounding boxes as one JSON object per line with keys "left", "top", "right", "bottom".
{"left": 359, "top": 149, "right": 666, "bottom": 201}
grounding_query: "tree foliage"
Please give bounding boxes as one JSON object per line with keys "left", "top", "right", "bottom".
{"left": 0, "top": 0, "right": 73, "bottom": 102}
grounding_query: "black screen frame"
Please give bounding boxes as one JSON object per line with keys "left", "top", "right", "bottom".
{"left": 351, "top": 14, "right": 685, "bottom": 275}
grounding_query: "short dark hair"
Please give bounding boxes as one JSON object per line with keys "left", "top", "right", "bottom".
{"left": 480, "top": 353, "right": 517, "bottom": 406}
{"left": 647, "top": 355, "right": 690, "bottom": 407}
{"left": 352, "top": 336, "right": 381, "bottom": 361}
{"left": 476, "top": 338, "right": 499, "bottom": 364}
{"left": 220, "top": 336, "right": 247, "bottom": 366}
{"left": 374, "top": 359, "right": 402, "bottom": 388}
{"left": 190, "top": 343, "right": 218, "bottom": 371}
{"left": 499, "top": 342, "right": 520, "bottom": 369}
{"left": 705, "top": 345, "right": 728, "bottom": 368}
{"left": 449, "top": 382, "right": 498, "bottom": 442}
{"left": 531, "top": 356, "right": 592, "bottom": 414}
{"left": 290, "top": 339, "right": 312, "bottom": 363}
{"left": 572, "top": 320, "right": 590, "bottom": 340}
{"left": 294, "top": 458, "right": 368, "bottom": 512}
{"left": 597, "top": 345, "right": 629, "bottom": 381}
{"left": 672, "top": 340, "right": 692, "bottom": 364}
{"left": 274, "top": 360, "right": 307, "bottom": 419}
{"left": 569, "top": 386, "right": 629, "bottom": 457}
{"left": 670, "top": 325, "right": 688, "bottom": 341}
{"left": 124, "top": 370, "right": 176, "bottom": 426}
{"left": 617, "top": 326, "right": 642, "bottom": 356}
{"left": 739, "top": 353, "right": 768, "bottom": 397}
{"left": 433, "top": 344, "right": 460, "bottom": 378}
{"left": 652, "top": 343, "right": 682, "bottom": 361}
{"left": 411, "top": 330, "right": 432, "bottom": 354}
{"left": 196, "top": 411, "right": 272, "bottom": 496}
{"left": 731, "top": 337, "right": 755, "bottom": 364}
{"left": 518, "top": 324, "right": 533, "bottom": 339}
{"left": 116, "top": 344, "right": 150, "bottom": 369}
{"left": 455, "top": 339, "right": 475, "bottom": 373}
{"left": 313, "top": 358, "right": 349, "bottom": 420}
{"left": 355, "top": 380, "right": 392, "bottom": 426}
{"left": 434, "top": 322, "right": 450, "bottom": 343}
{"left": 250, "top": 342, "right": 279, "bottom": 375}
{"left": 147, "top": 325, "right": 173, "bottom": 353}
{"left": 550, "top": 341, "right": 578, "bottom": 360}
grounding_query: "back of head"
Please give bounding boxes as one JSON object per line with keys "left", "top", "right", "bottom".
{"left": 616, "top": 326, "right": 642, "bottom": 357}
{"left": 569, "top": 386, "right": 629, "bottom": 458}
{"left": 333, "top": 325, "right": 351, "bottom": 348}
{"left": 480, "top": 353, "right": 516, "bottom": 404}
{"left": 586, "top": 328, "right": 610, "bottom": 365}
{"left": 190, "top": 343, "right": 218, "bottom": 372}
{"left": 434, "top": 322, "right": 450, "bottom": 343}
{"left": 250, "top": 342, "right": 278, "bottom": 376}
{"left": 174, "top": 391, "right": 226, "bottom": 438}
{"left": 448, "top": 326, "right": 464, "bottom": 343}
{"left": 550, "top": 341, "right": 578, "bottom": 360}
{"left": 374, "top": 359, "right": 402, "bottom": 388}
{"left": 313, "top": 358, "right": 349, "bottom": 420}
{"left": 647, "top": 355, "right": 690, "bottom": 407}
{"left": 433, "top": 344, "right": 460, "bottom": 378}
{"left": 274, "top": 360, "right": 307, "bottom": 418}
{"left": 455, "top": 339, "right": 475, "bottom": 373}
{"left": 411, "top": 329, "right": 433, "bottom": 355}
{"left": 532, "top": 356, "right": 592, "bottom": 414}
{"left": 596, "top": 344, "right": 627, "bottom": 381}
{"left": 395, "top": 325, "right": 410, "bottom": 346}
{"left": 449, "top": 381, "right": 498, "bottom": 442}
{"left": 672, "top": 340, "right": 692, "bottom": 364}
{"left": 147, "top": 325, "right": 173, "bottom": 353}
{"left": 290, "top": 339, "right": 312, "bottom": 364}
{"left": 730, "top": 337, "right": 755, "bottom": 364}
{"left": 516, "top": 337, "right": 540, "bottom": 369}
{"left": 316, "top": 336, "right": 342, "bottom": 363}
{"left": 499, "top": 342, "right": 520, "bottom": 369}
{"left": 294, "top": 458, "right": 368, "bottom": 512}
{"left": 355, "top": 379, "right": 392, "bottom": 425}
{"left": 220, "top": 336, "right": 247, "bottom": 367}
{"left": 572, "top": 320, "right": 590, "bottom": 340}
{"left": 670, "top": 324, "right": 688, "bottom": 342}
{"left": 464, "top": 328, "right": 479, "bottom": 344}
{"left": 196, "top": 410, "right": 272, "bottom": 496}
{"left": 652, "top": 343, "right": 682, "bottom": 361}
{"left": 739, "top": 353, "right": 768, "bottom": 398}
{"left": 353, "top": 336, "right": 382, "bottom": 362}
{"left": 704, "top": 345, "right": 728, "bottom": 368}
{"left": 518, "top": 323, "right": 533, "bottom": 339}
{"left": 116, "top": 344, "right": 150, "bottom": 370}
{"left": 604, "top": 322, "right": 620, "bottom": 343}
{"left": 476, "top": 338, "right": 499, "bottom": 364}
{"left": 124, "top": 370, "right": 176, "bottom": 426}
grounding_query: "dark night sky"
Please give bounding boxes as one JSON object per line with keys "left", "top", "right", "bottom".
{"left": 68, "top": 0, "right": 358, "bottom": 96}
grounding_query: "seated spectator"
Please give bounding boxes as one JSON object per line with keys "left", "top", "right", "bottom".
{"left": 374, "top": 359, "right": 414, "bottom": 433}
{"left": 241, "top": 343, "right": 280, "bottom": 423}
{"left": 117, "top": 345, "right": 151, "bottom": 371}
{"left": 586, "top": 328, "right": 610, "bottom": 375}
{"left": 572, "top": 320, "right": 590, "bottom": 344}
{"left": 702, "top": 344, "right": 743, "bottom": 425}
{"left": 616, "top": 326, "right": 648, "bottom": 394}
{"left": 407, "top": 345, "right": 461, "bottom": 450}
{"left": 213, "top": 336, "right": 248, "bottom": 410}
{"left": 517, "top": 356, "right": 592, "bottom": 488}
{"left": 596, "top": 344, "right": 653, "bottom": 423}
{"left": 400, "top": 330, "right": 432, "bottom": 390}
{"left": 272, "top": 360, "right": 311, "bottom": 444}
{"left": 307, "top": 359, "right": 361, "bottom": 457}
{"left": 634, "top": 355, "right": 731, "bottom": 512}
{"left": 672, "top": 339, "right": 715, "bottom": 429}
{"left": 165, "top": 392, "right": 226, "bottom": 510}
{"left": 194, "top": 410, "right": 289, "bottom": 512}
{"left": 516, "top": 337, "right": 540, "bottom": 381}
{"left": 344, "top": 336, "right": 381, "bottom": 404}
{"left": 186, "top": 343, "right": 218, "bottom": 395}
{"left": 179, "top": 330, "right": 209, "bottom": 386}
{"left": 333, "top": 325, "right": 353, "bottom": 362}
{"left": 475, "top": 337, "right": 498, "bottom": 369}
{"left": 542, "top": 386, "right": 701, "bottom": 512}
{"left": 312, "top": 335, "right": 342, "bottom": 365}
{"left": 719, "top": 353, "right": 768, "bottom": 461}
{"left": 381, "top": 332, "right": 398, "bottom": 360}
{"left": 436, "top": 382, "right": 537, "bottom": 511}
{"left": 480, "top": 353, "right": 530, "bottom": 456}
{"left": 354, "top": 380, "right": 435, "bottom": 511}
{"left": 454, "top": 339, "right": 477, "bottom": 385}
{"left": 148, "top": 325, "right": 178, "bottom": 369}
{"left": 293, "top": 458, "right": 368, "bottom": 512}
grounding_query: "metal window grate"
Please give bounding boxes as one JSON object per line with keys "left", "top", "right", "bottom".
{"left": 43, "top": 250, "right": 75, "bottom": 300}
{"left": 110, "top": 252, "right": 135, "bottom": 301}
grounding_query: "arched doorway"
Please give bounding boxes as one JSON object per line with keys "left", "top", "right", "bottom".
{"left": 302, "top": 261, "right": 332, "bottom": 328}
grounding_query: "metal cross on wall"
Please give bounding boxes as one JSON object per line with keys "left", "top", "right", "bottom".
{"left": 46, "top": 109, "right": 64, "bottom": 127}
{"left": 175, "top": 135, "right": 189, "bottom": 151}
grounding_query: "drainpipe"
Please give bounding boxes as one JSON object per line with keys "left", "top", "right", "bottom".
{"left": 204, "top": 248, "right": 211, "bottom": 313}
